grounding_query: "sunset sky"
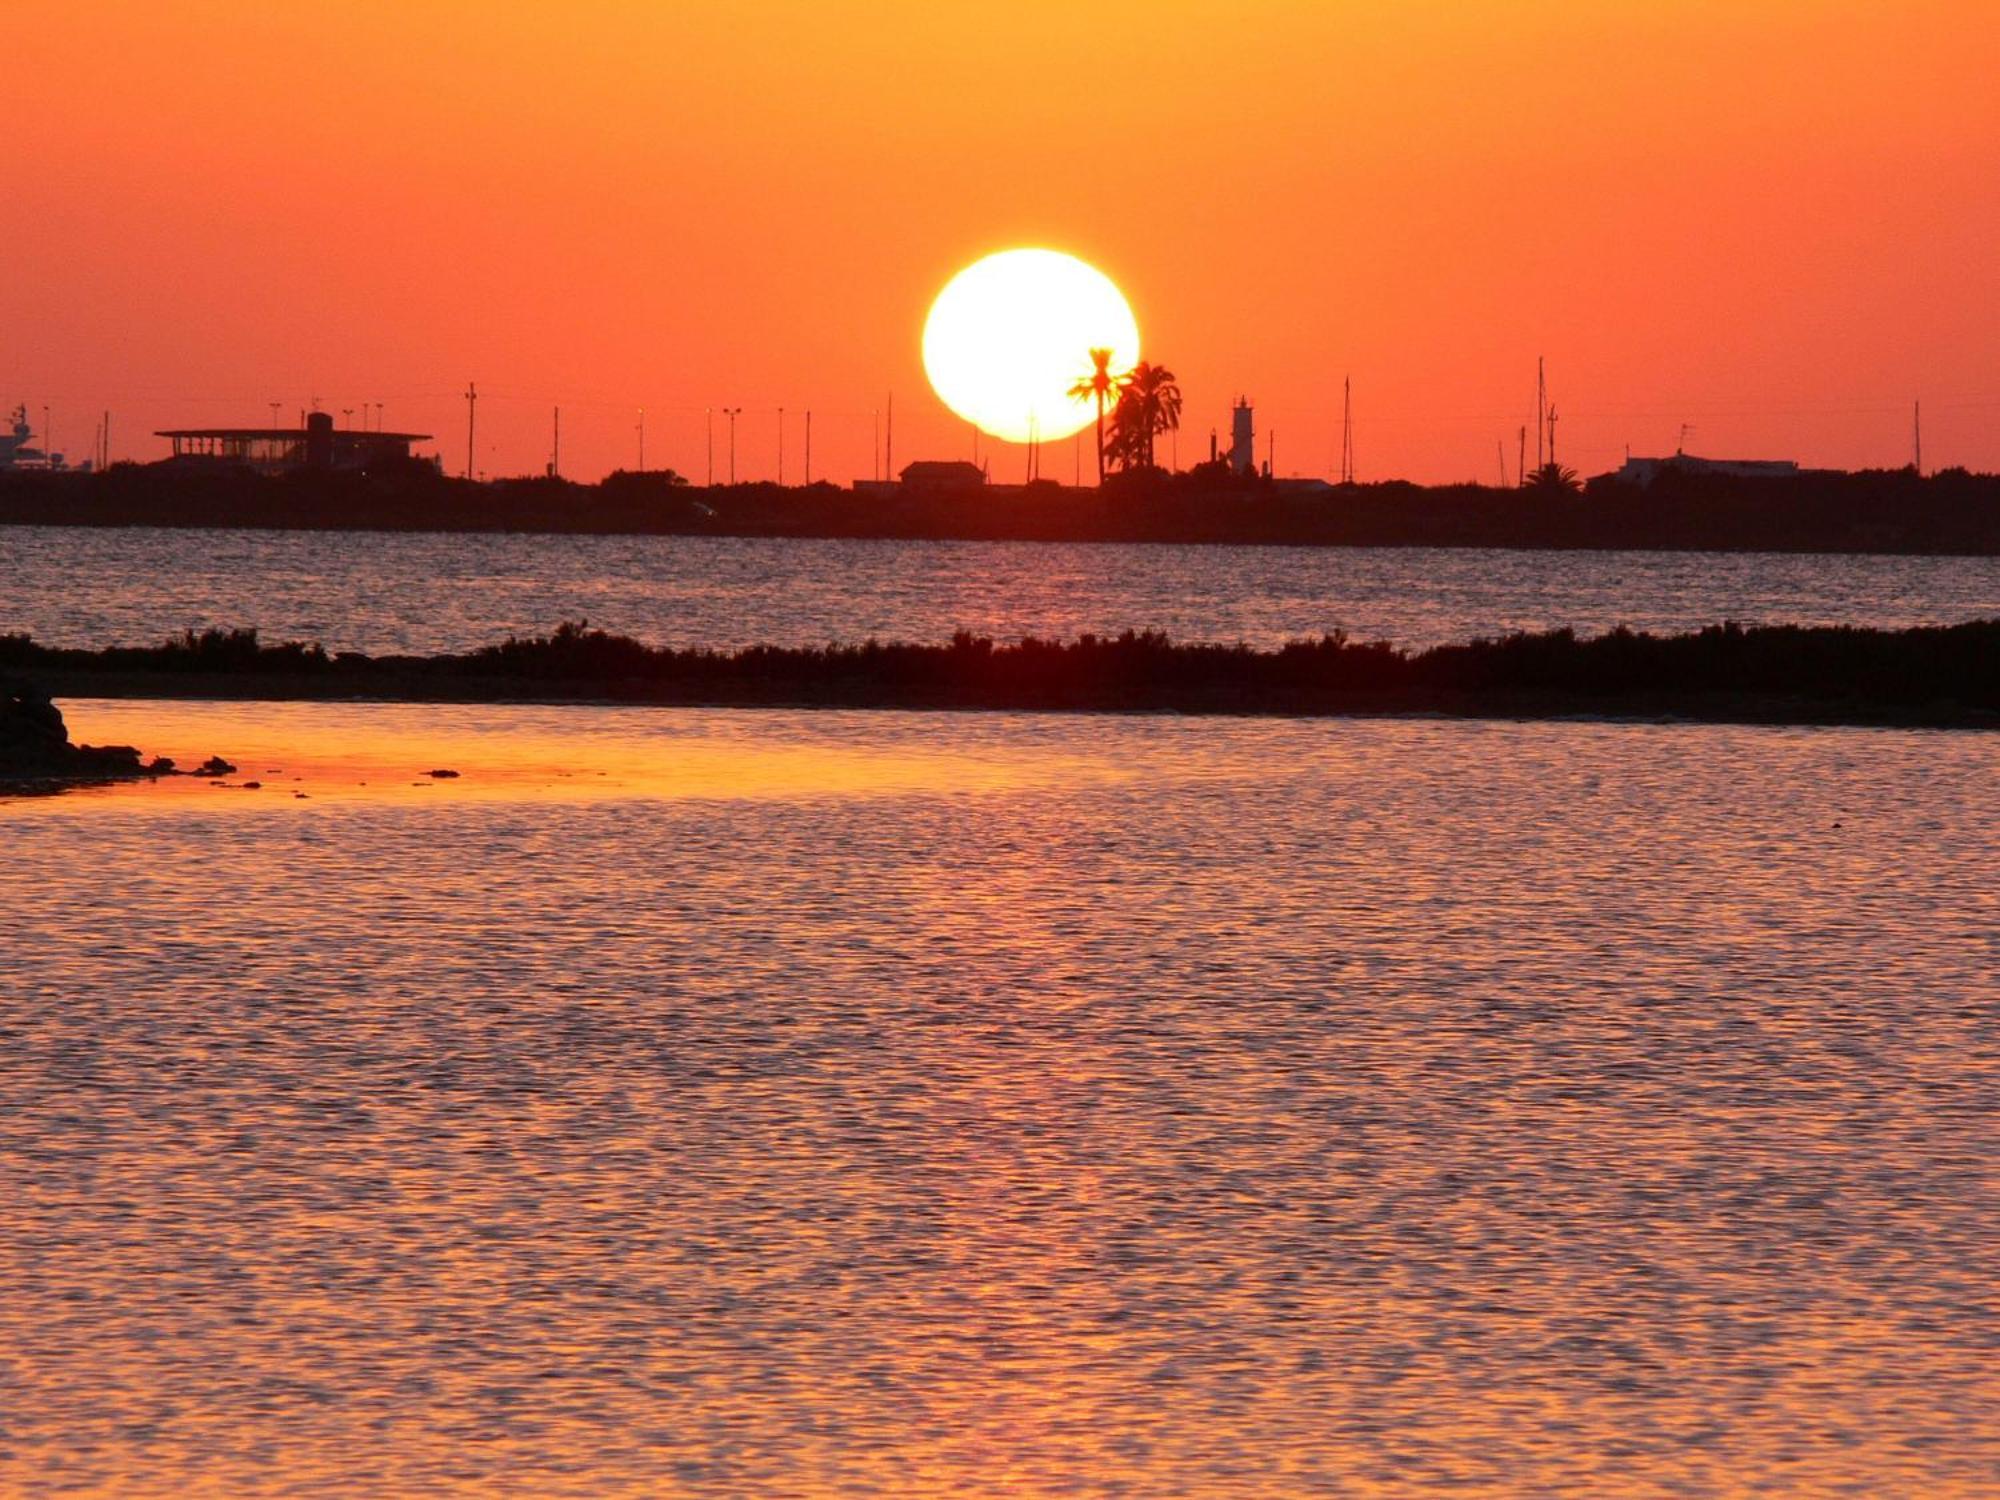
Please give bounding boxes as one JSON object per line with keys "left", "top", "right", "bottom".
{"left": 11, "top": 1, "right": 1999, "bottom": 484}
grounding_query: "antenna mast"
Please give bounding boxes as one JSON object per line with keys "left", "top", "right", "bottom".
{"left": 1535, "top": 358, "right": 1546, "bottom": 472}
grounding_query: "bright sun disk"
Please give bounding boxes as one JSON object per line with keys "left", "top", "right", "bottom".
{"left": 923, "top": 249, "right": 1140, "bottom": 446}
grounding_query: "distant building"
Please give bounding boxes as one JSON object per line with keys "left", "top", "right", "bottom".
{"left": 155, "top": 411, "right": 431, "bottom": 474}
{"left": 1229, "top": 399, "right": 1256, "bottom": 478}
{"left": 897, "top": 460, "right": 988, "bottom": 492}
{"left": 1613, "top": 453, "right": 1802, "bottom": 487}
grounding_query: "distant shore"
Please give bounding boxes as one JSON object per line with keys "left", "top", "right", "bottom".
{"left": 4, "top": 462, "right": 1998, "bottom": 554}
{"left": 7, "top": 621, "right": 1996, "bottom": 730}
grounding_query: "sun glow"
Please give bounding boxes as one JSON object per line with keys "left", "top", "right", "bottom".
{"left": 922, "top": 249, "right": 1140, "bottom": 446}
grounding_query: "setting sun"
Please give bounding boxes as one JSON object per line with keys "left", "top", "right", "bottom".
{"left": 922, "top": 249, "right": 1140, "bottom": 446}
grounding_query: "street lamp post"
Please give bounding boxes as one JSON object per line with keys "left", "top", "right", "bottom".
{"left": 724, "top": 408, "right": 742, "bottom": 485}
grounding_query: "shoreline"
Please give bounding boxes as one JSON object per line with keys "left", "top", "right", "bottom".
{"left": 9, "top": 620, "right": 1998, "bottom": 732}
{"left": 6, "top": 465, "right": 1997, "bottom": 555}
{"left": 26, "top": 675, "right": 1999, "bottom": 731}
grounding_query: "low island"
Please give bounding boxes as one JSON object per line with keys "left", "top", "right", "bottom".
{"left": 5, "top": 619, "right": 1995, "bottom": 731}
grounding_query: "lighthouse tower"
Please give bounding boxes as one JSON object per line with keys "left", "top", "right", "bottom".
{"left": 1228, "top": 399, "right": 1256, "bottom": 478}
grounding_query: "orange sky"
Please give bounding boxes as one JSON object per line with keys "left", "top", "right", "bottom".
{"left": 10, "top": 1, "right": 1999, "bottom": 484}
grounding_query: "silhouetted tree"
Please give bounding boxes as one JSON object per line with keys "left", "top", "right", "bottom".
{"left": 1523, "top": 461, "right": 1582, "bottom": 494}
{"left": 1105, "top": 362, "right": 1183, "bottom": 473}
{"left": 1068, "top": 348, "right": 1117, "bottom": 486}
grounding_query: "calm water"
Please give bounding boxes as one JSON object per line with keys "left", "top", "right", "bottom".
{"left": 4, "top": 526, "right": 1997, "bottom": 652}
{"left": 5, "top": 702, "right": 1996, "bottom": 1496}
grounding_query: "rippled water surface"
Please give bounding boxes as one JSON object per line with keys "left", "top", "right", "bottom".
{"left": 5, "top": 702, "right": 1997, "bottom": 1496}
{"left": 5, "top": 526, "right": 1997, "bottom": 651}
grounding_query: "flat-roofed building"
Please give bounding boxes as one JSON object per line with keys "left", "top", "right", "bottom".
{"left": 156, "top": 411, "right": 431, "bottom": 474}
{"left": 1613, "top": 453, "right": 1802, "bottom": 487}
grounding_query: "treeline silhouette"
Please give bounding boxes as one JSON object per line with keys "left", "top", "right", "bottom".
{"left": 3, "top": 460, "right": 1997, "bottom": 553}
{"left": 5, "top": 619, "right": 1995, "bottom": 726}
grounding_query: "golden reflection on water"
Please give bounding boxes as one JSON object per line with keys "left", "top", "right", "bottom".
{"left": 4, "top": 702, "right": 1997, "bottom": 1496}
{"left": 37, "top": 699, "right": 1120, "bottom": 809}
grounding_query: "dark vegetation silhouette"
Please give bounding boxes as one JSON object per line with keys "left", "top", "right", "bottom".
{"left": 5, "top": 619, "right": 1995, "bottom": 727}
{"left": 1523, "top": 461, "right": 1583, "bottom": 495}
{"left": 4, "top": 459, "right": 1996, "bottom": 552}
{"left": 1105, "top": 362, "right": 1184, "bottom": 475}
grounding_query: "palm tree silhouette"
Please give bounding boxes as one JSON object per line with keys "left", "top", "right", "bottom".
{"left": 1105, "top": 362, "right": 1183, "bottom": 473}
{"left": 1067, "top": 348, "right": 1116, "bottom": 486}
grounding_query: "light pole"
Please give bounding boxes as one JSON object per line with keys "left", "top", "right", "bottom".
{"left": 724, "top": 408, "right": 742, "bottom": 485}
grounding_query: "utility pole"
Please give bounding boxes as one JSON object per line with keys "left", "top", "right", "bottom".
{"left": 464, "top": 382, "right": 477, "bottom": 480}
{"left": 1341, "top": 375, "right": 1353, "bottom": 484}
{"left": 724, "top": 407, "right": 742, "bottom": 484}
{"left": 1537, "top": 358, "right": 1548, "bottom": 472}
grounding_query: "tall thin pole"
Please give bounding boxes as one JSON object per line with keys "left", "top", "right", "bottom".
{"left": 269, "top": 401, "right": 281, "bottom": 431}
{"left": 1498, "top": 440, "right": 1507, "bottom": 489}
{"left": 464, "top": 382, "right": 476, "bottom": 480}
{"left": 1341, "top": 376, "right": 1352, "bottom": 483}
{"left": 886, "top": 393, "right": 894, "bottom": 480}
{"left": 778, "top": 406, "right": 785, "bottom": 486}
{"left": 725, "top": 408, "right": 741, "bottom": 484}
{"left": 1535, "top": 357, "right": 1546, "bottom": 472}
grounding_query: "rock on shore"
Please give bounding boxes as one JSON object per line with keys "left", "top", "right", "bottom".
{"left": 1, "top": 680, "right": 151, "bottom": 779}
